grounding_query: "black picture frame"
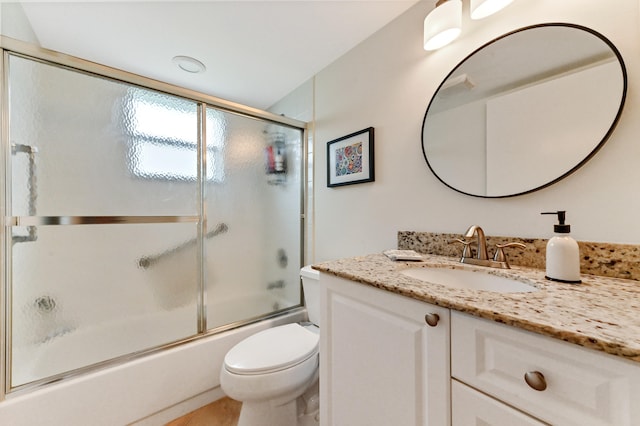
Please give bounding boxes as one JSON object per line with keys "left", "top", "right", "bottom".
{"left": 326, "top": 127, "right": 375, "bottom": 187}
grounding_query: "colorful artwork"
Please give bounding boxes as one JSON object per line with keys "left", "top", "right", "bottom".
{"left": 335, "top": 141, "right": 363, "bottom": 177}
{"left": 327, "top": 127, "right": 374, "bottom": 187}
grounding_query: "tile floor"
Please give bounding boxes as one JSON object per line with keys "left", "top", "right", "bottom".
{"left": 166, "top": 397, "right": 241, "bottom": 426}
{"left": 165, "top": 396, "right": 320, "bottom": 426}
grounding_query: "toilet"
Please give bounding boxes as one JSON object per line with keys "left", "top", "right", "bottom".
{"left": 220, "top": 266, "right": 320, "bottom": 426}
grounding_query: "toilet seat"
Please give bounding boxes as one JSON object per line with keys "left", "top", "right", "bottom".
{"left": 224, "top": 323, "right": 319, "bottom": 375}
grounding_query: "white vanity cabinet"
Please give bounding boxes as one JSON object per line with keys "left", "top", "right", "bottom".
{"left": 320, "top": 270, "right": 640, "bottom": 426}
{"left": 451, "top": 311, "right": 640, "bottom": 426}
{"left": 319, "top": 273, "right": 450, "bottom": 426}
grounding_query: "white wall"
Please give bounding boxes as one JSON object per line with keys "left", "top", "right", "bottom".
{"left": 276, "top": 0, "right": 640, "bottom": 262}
{"left": 1, "top": 3, "right": 39, "bottom": 44}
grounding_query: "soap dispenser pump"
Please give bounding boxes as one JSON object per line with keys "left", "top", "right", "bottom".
{"left": 541, "top": 211, "right": 581, "bottom": 284}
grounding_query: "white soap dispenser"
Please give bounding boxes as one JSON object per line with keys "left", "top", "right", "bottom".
{"left": 541, "top": 211, "right": 581, "bottom": 284}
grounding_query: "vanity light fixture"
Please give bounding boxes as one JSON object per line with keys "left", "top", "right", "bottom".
{"left": 172, "top": 55, "right": 206, "bottom": 74}
{"left": 470, "top": 0, "right": 514, "bottom": 20}
{"left": 423, "top": 0, "right": 462, "bottom": 51}
{"left": 424, "top": 0, "right": 516, "bottom": 51}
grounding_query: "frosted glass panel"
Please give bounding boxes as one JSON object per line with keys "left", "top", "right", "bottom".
{"left": 205, "top": 108, "right": 303, "bottom": 329}
{"left": 10, "top": 223, "right": 198, "bottom": 387}
{"left": 8, "top": 54, "right": 198, "bottom": 216}
{"left": 4, "top": 51, "right": 304, "bottom": 391}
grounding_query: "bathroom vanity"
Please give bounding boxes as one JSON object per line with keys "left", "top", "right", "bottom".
{"left": 315, "top": 254, "right": 640, "bottom": 426}
{"left": 320, "top": 272, "right": 450, "bottom": 425}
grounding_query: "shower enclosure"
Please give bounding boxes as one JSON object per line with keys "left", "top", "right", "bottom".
{"left": 1, "top": 40, "right": 306, "bottom": 393}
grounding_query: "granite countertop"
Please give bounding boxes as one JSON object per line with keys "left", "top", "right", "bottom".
{"left": 313, "top": 253, "right": 640, "bottom": 363}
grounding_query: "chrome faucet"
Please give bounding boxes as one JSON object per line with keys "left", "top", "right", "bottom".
{"left": 454, "top": 225, "right": 526, "bottom": 269}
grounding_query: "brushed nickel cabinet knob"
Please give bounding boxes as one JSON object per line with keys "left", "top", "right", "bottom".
{"left": 425, "top": 313, "right": 440, "bottom": 327}
{"left": 524, "top": 371, "right": 547, "bottom": 391}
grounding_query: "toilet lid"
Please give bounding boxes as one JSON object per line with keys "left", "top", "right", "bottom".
{"left": 224, "top": 323, "right": 319, "bottom": 375}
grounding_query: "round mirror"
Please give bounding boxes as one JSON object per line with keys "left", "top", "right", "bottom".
{"left": 421, "top": 23, "right": 627, "bottom": 198}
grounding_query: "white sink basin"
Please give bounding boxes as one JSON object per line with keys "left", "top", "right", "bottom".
{"left": 400, "top": 267, "right": 537, "bottom": 293}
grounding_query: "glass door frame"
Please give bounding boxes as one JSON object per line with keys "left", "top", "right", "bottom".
{"left": 0, "top": 35, "right": 309, "bottom": 397}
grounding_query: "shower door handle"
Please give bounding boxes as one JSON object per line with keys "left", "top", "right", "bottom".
{"left": 11, "top": 144, "right": 38, "bottom": 243}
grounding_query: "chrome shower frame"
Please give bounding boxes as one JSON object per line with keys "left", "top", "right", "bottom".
{"left": 0, "top": 35, "right": 309, "bottom": 398}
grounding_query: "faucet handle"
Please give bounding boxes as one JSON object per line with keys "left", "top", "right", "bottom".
{"left": 493, "top": 242, "right": 526, "bottom": 265}
{"left": 451, "top": 238, "right": 476, "bottom": 259}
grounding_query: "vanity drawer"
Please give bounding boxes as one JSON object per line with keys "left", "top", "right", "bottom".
{"left": 451, "top": 311, "right": 640, "bottom": 426}
{"left": 452, "top": 379, "right": 545, "bottom": 426}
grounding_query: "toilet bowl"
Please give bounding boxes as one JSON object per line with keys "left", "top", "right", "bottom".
{"left": 220, "top": 266, "right": 320, "bottom": 426}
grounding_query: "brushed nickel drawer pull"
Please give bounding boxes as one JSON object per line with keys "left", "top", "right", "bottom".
{"left": 524, "top": 371, "right": 547, "bottom": 391}
{"left": 425, "top": 313, "right": 440, "bottom": 327}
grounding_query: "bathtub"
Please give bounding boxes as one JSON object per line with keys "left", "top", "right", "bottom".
{"left": 1, "top": 298, "right": 305, "bottom": 425}
{"left": 13, "top": 292, "right": 294, "bottom": 387}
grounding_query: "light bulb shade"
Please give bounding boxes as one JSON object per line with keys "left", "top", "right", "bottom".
{"left": 424, "top": 0, "right": 462, "bottom": 51}
{"left": 470, "top": 0, "right": 514, "bottom": 20}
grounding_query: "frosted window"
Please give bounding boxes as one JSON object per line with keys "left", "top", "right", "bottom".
{"left": 128, "top": 95, "right": 196, "bottom": 142}
{"left": 125, "top": 89, "right": 225, "bottom": 182}
{"left": 132, "top": 140, "right": 202, "bottom": 181}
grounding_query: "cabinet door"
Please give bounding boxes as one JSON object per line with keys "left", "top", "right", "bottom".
{"left": 452, "top": 380, "right": 546, "bottom": 426}
{"left": 320, "top": 274, "right": 450, "bottom": 426}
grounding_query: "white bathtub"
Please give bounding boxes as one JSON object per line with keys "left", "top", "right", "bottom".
{"left": 1, "top": 302, "right": 305, "bottom": 425}
{"left": 13, "top": 292, "right": 294, "bottom": 387}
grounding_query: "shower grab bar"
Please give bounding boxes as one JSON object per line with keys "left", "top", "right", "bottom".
{"left": 138, "top": 222, "right": 228, "bottom": 269}
{"left": 9, "top": 215, "right": 199, "bottom": 227}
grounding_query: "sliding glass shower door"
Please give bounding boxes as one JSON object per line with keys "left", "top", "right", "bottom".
{"left": 3, "top": 51, "right": 304, "bottom": 390}
{"left": 204, "top": 110, "right": 303, "bottom": 329}
{"left": 7, "top": 54, "right": 201, "bottom": 388}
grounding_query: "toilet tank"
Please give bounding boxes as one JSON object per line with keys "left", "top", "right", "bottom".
{"left": 300, "top": 266, "right": 320, "bottom": 325}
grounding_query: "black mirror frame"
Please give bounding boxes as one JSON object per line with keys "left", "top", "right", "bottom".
{"left": 421, "top": 23, "right": 627, "bottom": 198}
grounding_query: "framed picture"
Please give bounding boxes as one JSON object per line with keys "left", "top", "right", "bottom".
{"left": 327, "top": 127, "right": 375, "bottom": 187}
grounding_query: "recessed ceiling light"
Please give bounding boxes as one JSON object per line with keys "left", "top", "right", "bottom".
{"left": 172, "top": 55, "right": 206, "bottom": 74}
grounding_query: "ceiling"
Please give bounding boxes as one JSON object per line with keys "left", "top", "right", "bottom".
{"left": 5, "top": 1, "right": 421, "bottom": 110}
